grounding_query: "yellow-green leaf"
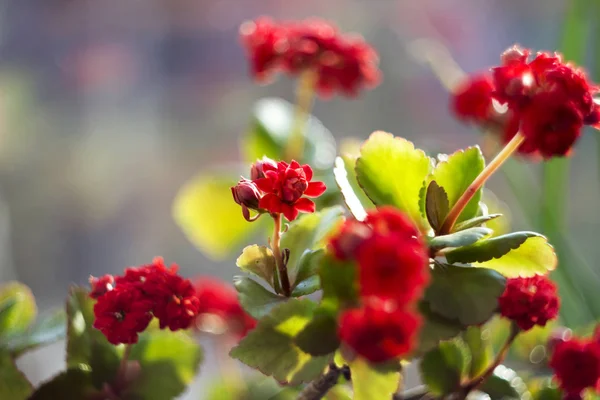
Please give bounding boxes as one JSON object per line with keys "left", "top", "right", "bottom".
{"left": 236, "top": 245, "right": 276, "bottom": 287}
{"left": 348, "top": 357, "right": 400, "bottom": 400}
{"left": 0, "top": 282, "right": 36, "bottom": 335}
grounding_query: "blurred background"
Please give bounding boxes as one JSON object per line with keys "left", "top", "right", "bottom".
{"left": 1, "top": 0, "right": 598, "bottom": 398}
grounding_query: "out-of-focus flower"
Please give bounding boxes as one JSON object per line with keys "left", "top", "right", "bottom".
{"left": 89, "top": 274, "right": 115, "bottom": 299}
{"left": 550, "top": 336, "right": 600, "bottom": 397}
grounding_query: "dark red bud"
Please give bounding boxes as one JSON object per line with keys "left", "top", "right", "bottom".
{"left": 231, "top": 180, "right": 261, "bottom": 210}
{"left": 250, "top": 157, "right": 277, "bottom": 180}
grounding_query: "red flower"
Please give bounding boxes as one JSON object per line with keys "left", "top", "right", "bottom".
{"left": 328, "top": 218, "right": 372, "bottom": 260}
{"left": 239, "top": 17, "right": 288, "bottom": 82}
{"left": 253, "top": 160, "right": 326, "bottom": 221}
{"left": 250, "top": 157, "right": 278, "bottom": 180}
{"left": 338, "top": 298, "right": 421, "bottom": 363}
{"left": 498, "top": 275, "right": 559, "bottom": 331}
{"left": 145, "top": 270, "right": 200, "bottom": 331}
{"left": 194, "top": 278, "right": 256, "bottom": 338}
{"left": 550, "top": 337, "right": 600, "bottom": 396}
{"left": 239, "top": 17, "right": 381, "bottom": 97}
{"left": 93, "top": 289, "right": 153, "bottom": 345}
{"left": 89, "top": 274, "right": 114, "bottom": 299}
{"left": 115, "top": 257, "right": 177, "bottom": 290}
{"left": 451, "top": 74, "right": 494, "bottom": 122}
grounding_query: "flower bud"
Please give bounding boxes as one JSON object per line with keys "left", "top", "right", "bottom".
{"left": 500, "top": 45, "right": 528, "bottom": 65}
{"left": 250, "top": 157, "right": 277, "bottom": 180}
{"left": 231, "top": 179, "right": 261, "bottom": 210}
{"left": 89, "top": 274, "right": 115, "bottom": 299}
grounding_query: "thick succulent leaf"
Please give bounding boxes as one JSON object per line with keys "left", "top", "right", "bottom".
{"left": 0, "top": 282, "right": 36, "bottom": 335}
{"left": 28, "top": 368, "right": 94, "bottom": 400}
{"left": 233, "top": 276, "right": 287, "bottom": 320}
{"left": 446, "top": 233, "right": 557, "bottom": 277}
{"left": 0, "top": 349, "right": 32, "bottom": 400}
{"left": 453, "top": 213, "right": 502, "bottom": 232}
{"left": 415, "top": 302, "right": 465, "bottom": 356}
{"left": 236, "top": 245, "right": 276, "bottom": 288}
{"left": 424, "top": 265, "right": 505, "bottom": 326}
{"left": 355, "top": 131, "right": 431, "bottom": 229}
{"left": 429, "top": 227, "right": 492, "bottom": 252}
{"left": 333, "top": 156, "right": 370, "bottom": 220}
{"left": 126, "top": 330, "right": 203, "bottom": 400}
{"left": 280, "top": 207, "right": 344, "bottom": 287}
{"left": 173, "top": 173, "right": 268, "bottom": 260}
{"left": 425, "top": 181, "right": 450, "bottom": 233}
{"left": 5, "top": 311, "right": 66, "bottom": 357}
{"left": 462, "top": 326, "right": 492, "bottom": 378}
{"left": 428, "top": 146, "right": 485, "bottom": 224}
{"left": 294, "top": 307, "right": 340, "bottom": 356}
{"left": 242, "top": 97, "right": 337, "bottom": 169}
{"left": 291, "top": 249, "right": 324, "bottom": 297}
{"left": 419, "top": 339, "right": 471, "bottom": 396}
{"left": 318, "top": 254, "right": 359, "bottom": 308}
{"left": 229, "top": 299, "right": 330, "bottom": 385}
{"left": 348, "top": 357, "right": 400, "bottom": 400}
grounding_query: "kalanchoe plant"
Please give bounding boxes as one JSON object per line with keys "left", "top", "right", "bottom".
{"left": 4, "top": 15, "right": 600, "bottom": 400}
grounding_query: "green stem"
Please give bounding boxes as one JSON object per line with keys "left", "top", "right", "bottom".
{"left": 440, "top": 133, "right": 525, "bottom": 234}
{"left": 118, "top": 344, "right": 132, "bottom": 377}
{"left": 272, "top": 214, "right": 291, "bottom": 297}
{"left": 284, "top": 70, "right": 317, "bottom": 162}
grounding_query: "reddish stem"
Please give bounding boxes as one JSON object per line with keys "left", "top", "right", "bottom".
{"left": 272, "top": 214, "right": 291, "bottom": 296}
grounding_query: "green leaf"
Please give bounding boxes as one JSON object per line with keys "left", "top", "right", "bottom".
{"left": 233, "top": 276, "right": 286, "bottom": 320}
{"left": 429, "top": 227, "right": 492, "bottom": 252}
{"left": 428, "top": 146, "right": 485, "bottom": 224}
{"left": 280, "top": 206, "right": 344, "bottom": 288}
{"left": 0, "top": 349, "right": 32, "bottom": 400}
{"left": 292, "top": 249, "right": 325, "bottom": 297}
{"left": 415, "top": 302, "right": 464, "bottom": 355}
{"left": 236, "top": 245, "right": 276, "bottom": 288}
{"left": 479, "top": 365, "right": 526, "bottom": 400}
{"left": 66, "top": 287, "right": 120, "bottom": 387}
{"left": 127, "top": 330, "right": 203, "bottom": 400}
{"left": 230, "top": 298, "right": 330, "bottom": 385}
{"left": 294, "top": 310, "right": 340, "bottom": 356}
{"left": 242, "top": 98, "right": 337, "bottom": 169}
{"left": 173, "top": 173, "right": 268, "bottom": 260}
{"left": 419, "top": 340, "right": 470, "bottom": 396}
{"left": 446, "top": 233, "right": 557, "bottom": 277}
{"left": 424, "top": 265, "right": 505, "bottom": 325}
{"left": 28, "top": 368, "right": 94, "bottom": 400}
{"left": 5, "top": 311, "right": 66, "bottom": 357}
{"left": 319, "top": 255, "right": 358, "bottom": 307}
{"left": 348, "top": 357, "right": 400, "bottom": 400}
{"left": 333, "top": 156, "right": 370, "bottom": 220}
{"left": 462, "top": 326, "right": 492, "bottom": 378}
{"left": 425, "top": 181, "right": 449, "bottom": 233}
{"left": 355, "top": 131, "right": 431, "bottom": 229}
{"left": 453, "top": 213, "right": 502, "bottom": 232}
{"left": 0, "top": 282, "right": 36, "bottom": 335}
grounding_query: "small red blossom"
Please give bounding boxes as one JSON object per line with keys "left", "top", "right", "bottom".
{"left": 451, "top": 74, "right": 494, "bottom": 122}
{"left": 338, "top": 298, "right": 421, "bottom": 363}
{"left": 115, "top": 257, "right": 177, "bottom": 290}
{"left": 240, "top": 17, "right": 381, "bottom": 97}
{"left": 93, "top": 289, "right": 153, "bottom": 345}
{"left": 89, "top": 274, "right": 115, "bottom": 299}
{"left": 498, "top": 275, "right": 559, "bottom": 331}
{"left": 194, "top": 278, "right": 256, "bottom": 338}
{"left": 253, "top": 160, "right": 326, "bottom": 221}
{"left": 550, "top": 337, "right": 600, "bottom": 396}
{"left": 231, "top": 179, "right": 263, "bottom": 221}
{"left": 145, "top": 271, "right": 200, "bottom": 331}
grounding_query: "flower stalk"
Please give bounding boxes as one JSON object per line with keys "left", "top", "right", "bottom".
{"left": 440, "top": 132, "right": 525, "bottom": 234}
{"left": 285, "top": 70, "right": 317, "bottom": 162}
{"left": 271, "top": 214, "right": 291, "bottom": 297}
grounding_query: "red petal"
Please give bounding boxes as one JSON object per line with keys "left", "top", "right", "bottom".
{"left": 294, "top": 198, "right": 315, "bottom": 213}
{"left": 254, "top": 178, "right": 274, "bottom": 193}
{"left": 282, "top": 204, "right": 299, "bottom": 221}
{"left": 301, "top": 164, "right": 313, "bottom": 181}
{"left": 304, "top": 181, "right": 327, "bottom": 197}
{"left": 259, "top": 194, "right": 283, "bottom": 213}
{"left": 289, "top": 160, "right": 301, "bottom": 169}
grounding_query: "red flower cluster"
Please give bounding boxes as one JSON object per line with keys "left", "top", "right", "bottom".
{"left": 232, "top": 158, "right": 326, "bottom": 222}
{"left": 550, "top": 334, "right": 600, "bottom": 397}
{"left": 240, "top": 17, "right": 381, "bottom": 97}
{"left": 330, "top": 207, "right": 429, "bottom": 362}
{"left": 451, "top": 45, "right": 600, "bottom": 158}
{"left": 194, "top": 278, "right": 256, "bottom": 338}
{"left": 498, "top": 275, "right": 559, "bottom": 331}
{"left": 91, "top": 258, "right": 200, "bottom": 344}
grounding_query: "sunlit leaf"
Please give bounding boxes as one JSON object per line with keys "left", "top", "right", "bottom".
{"left": 0, "top": 282, "right": 36, "bottom": 335}
{"left": 419, "top": 339, "right": 470, "bottom": 396}
{"left": 0, "top": 349, "right": 32, "bottom": 400}
{"left": 425, "top": 181, "right": 450, "bottom": 233}
{"left": 348, "top": 357, "right": 400, "bottom": 400}
{"left": 429, "top": 227, "right": 492, "bottom": 252}
{"left": 236, "top": 245, "right": 276, "bottom": 288}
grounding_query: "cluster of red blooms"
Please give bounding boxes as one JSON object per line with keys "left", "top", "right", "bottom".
{"left": 498, "top": 275, "right": 559, "bottom": 331}
{"left": 239, "top": 17, "right": 381, "bottom": 97}
{"left": 90, "top": 258, "right": 255, "bottom": 345}
{"left": 329, "top": 207, "right": 429, "bottom": 362}
{"left": 550, "top": 329, "right": 600, "bottom": 398}
{"left": 231, "top": 157, "right": 326, "bottom": 222}
{"left": 452, "top": 45, "right": 600, "bottom": 158}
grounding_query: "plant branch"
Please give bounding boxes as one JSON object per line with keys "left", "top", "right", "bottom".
{"left": 271, "top": 214, "right": 291, "bottom": 296}
{"left": 296, "top": 363, "right": 346, "bottom": 400}
{"left": 118, "top": 344, "right": 132, "bottom": 377}
{"left": 440, "top": 132, "right": 525, "bottom": 234}
{"left": 393, "top": 385, "right": 430, "bottom": 400}
{"left": 284, "top": 70, "right": 317, "bottom": 162}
